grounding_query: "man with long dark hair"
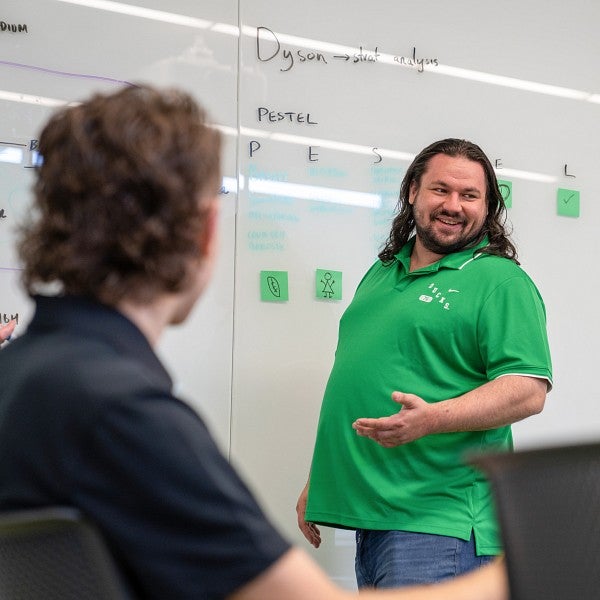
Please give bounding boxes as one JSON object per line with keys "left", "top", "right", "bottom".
{"left": 299, "top": 139, "right": 552, "bottom": 589}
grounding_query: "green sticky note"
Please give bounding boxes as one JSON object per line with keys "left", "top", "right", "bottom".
{"left": 260, "top": 271, "right": 288, "bottom": 302}
{"left": 316, "top": 269, "right": 342, "bottom": 301}
{"left": 557, "top": 188, "right": 580, "bottom": 218}
{"left": 497, "top": 179, "right": 512, "bottom": 208}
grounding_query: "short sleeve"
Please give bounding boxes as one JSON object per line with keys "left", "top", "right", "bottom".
{"left": 478, "top": 275, "right": 552, "bottom": 388}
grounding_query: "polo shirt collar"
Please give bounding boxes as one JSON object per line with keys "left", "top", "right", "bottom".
{"left": 394, "top": 236, "right": 489, "bottom": 274}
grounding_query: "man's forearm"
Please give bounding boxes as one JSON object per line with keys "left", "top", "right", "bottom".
{"left": 430, "top": 375, "right": 547, "bottom": 434}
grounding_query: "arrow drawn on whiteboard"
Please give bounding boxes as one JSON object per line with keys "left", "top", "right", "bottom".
{"left": 0, "top": 60, "right": 133, "bottom": 87}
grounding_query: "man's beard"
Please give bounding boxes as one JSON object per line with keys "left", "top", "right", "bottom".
{"left": 414, "top": 211, "right": 484, "bottom": 255}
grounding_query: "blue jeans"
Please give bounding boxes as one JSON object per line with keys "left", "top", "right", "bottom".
{"left": 355, "top": 529, "right": 494, "bottom": 589}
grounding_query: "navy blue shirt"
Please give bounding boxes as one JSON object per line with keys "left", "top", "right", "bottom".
{"left": 0, "top": 295, "right": 290, "bottom": 599}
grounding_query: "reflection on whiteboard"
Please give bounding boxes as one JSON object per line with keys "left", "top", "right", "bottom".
{"left": 247, "top": 178, "right": 381, "bottom": 209}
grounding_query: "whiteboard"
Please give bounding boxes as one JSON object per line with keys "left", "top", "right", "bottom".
{"left": 230, "top": 0, "right": 600, "bottom": 588}
{"left": 2, "top": 0, "right": 600, "bottom": 591}
{"left": 0, "top": 0, "right": 239, "bottom": 451}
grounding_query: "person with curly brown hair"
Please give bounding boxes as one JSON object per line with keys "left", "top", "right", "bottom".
{"left": 0, "top": 85, "right": 507, "bottom": 600}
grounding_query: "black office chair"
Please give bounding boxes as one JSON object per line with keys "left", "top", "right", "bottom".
{"left": 0, "top": 506, "right": 131, "bottom": 599}
{"left": 471, "top": 442, "right": 600, "bottom": 600}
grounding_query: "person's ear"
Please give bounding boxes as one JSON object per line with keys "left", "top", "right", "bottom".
{"left": 197, "top": 197, "right": 219, "bottom": 266}
{"left": 408, "top": 181, "right": 418, "bottom": 205}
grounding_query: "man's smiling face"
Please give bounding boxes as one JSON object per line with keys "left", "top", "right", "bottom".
{"left": 409, "top": 153, "right": 488, "bottom": 257}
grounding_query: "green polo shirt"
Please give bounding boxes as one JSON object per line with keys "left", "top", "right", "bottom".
{"left": 305, "top": 238, "right": 552, "bottom": 554}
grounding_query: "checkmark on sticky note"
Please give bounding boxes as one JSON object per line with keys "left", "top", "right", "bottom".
{"left": 557, "top": 188, "right": 580, "bottom": 218}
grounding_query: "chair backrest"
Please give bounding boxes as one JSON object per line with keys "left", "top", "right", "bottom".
{"left": 0, "top": 506, "right": 131, "bottom": 600}
{"left": 471, "top": 442, "right": 600, "bottom": 600}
